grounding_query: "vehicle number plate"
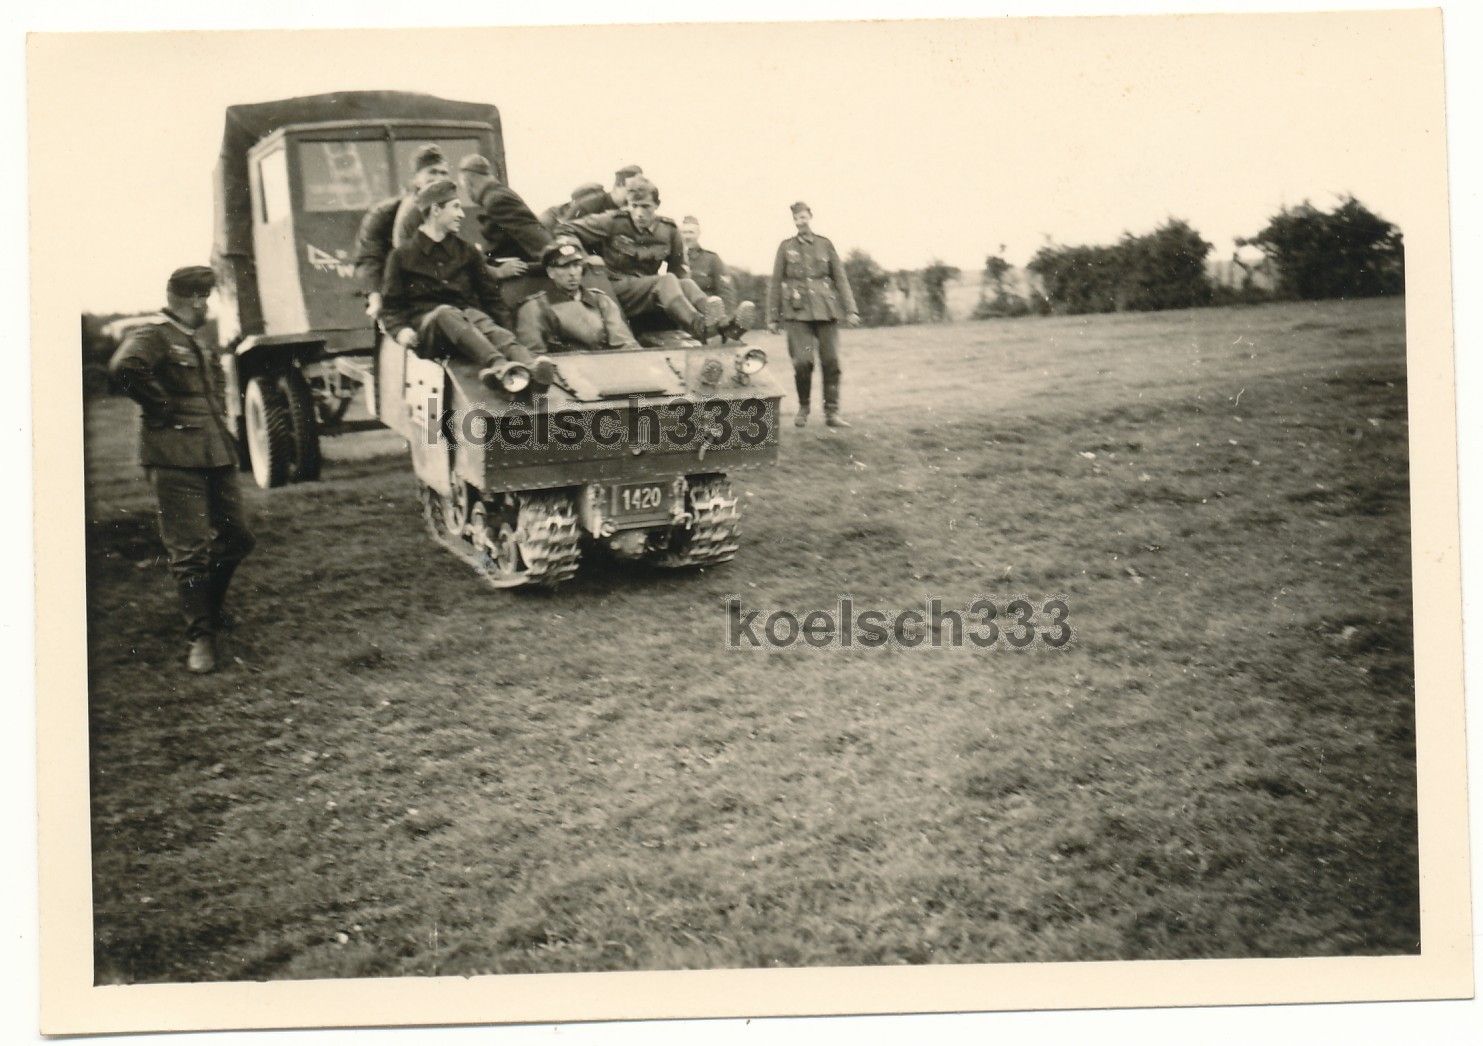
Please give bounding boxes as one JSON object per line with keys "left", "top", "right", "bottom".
{"left": 611, "top": 482, "right": 670, "bottom": 518}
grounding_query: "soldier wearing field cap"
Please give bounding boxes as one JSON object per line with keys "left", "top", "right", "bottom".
{"left": 539, "top": 164, "right": 643, "bottom": 229}
{"left": 766, "top": 201, "right": 859, "bottom": 427}
{"left": 457, "top": 153, "right": 551, "bottom": 267}
{"left": 392, "top": 144, "right": 454, "bottom": 249}
{"left": 353, "top": 143, "right": 452, "bottom": 319}
{"left": 515, "top": 242, "right": 640, "bottom": 355}
{"left": 681, "top": 215, "right": 755, "bottom": 341}
{"left": 108, "top": 265, "right": 255, "bottom": 674}
{"left": 380, "top": 178, "right": 537, "bottom": 390}
{"left": 457, "top": 153, "right": 553, "bottom": 323}
{"left": 559, "top": 177, "right": 726, "bottom": 341}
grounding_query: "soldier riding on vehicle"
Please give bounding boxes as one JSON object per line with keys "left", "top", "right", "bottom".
{"left": 515, "top": 241, "right": 640, "bottom": 355}
{"left": 681, "top": 214, "right": 755, "bottom": 342}
{"left": 380, "top": 178, "right": 540, "bottom": 391}
{"left": 559, "top": 177, "right": 736, "bottom": 342}
{"left": 353, "top": 144, "right": 452, "bottom": 320}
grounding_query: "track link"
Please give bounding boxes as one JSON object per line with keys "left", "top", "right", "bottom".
{"left": 651, "top": 476, "right": 741, "bottom": 569}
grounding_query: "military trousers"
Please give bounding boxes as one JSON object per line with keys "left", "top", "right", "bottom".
{"left": 418, "top": 306, "right": 532, "bottom": 367}
{"left": 610, "top": 274, "right": 706, "bottom": 328}
{"left": 147, "top": 465, "right": 256, "bottom": 640}
{"left": 784, "top": 320, "right": 842, "bottom": 411}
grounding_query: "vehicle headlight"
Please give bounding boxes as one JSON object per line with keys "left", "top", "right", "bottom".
{"left": 700, "top": 358, "right": 726, "bottom": 385}
{"left": 496, "top": 362, "right": 532, "bottom": 393}
{"left": 736, "top": 347, "right": 767, "bottom": 375}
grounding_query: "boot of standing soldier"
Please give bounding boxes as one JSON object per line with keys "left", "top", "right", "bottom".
{"left": 794, "top": 363, "right": 812, "bottom": 427}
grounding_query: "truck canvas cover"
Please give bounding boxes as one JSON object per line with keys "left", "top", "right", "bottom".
{"left": 211, "top": 91, "right": 504, "bottom": 345}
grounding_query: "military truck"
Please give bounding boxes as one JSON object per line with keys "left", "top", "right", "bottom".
{"left": 212, "top": 91, "right": 508, "bottom": 488}
{"left": 214, "top": 91, "right": 783, "bottom": 585}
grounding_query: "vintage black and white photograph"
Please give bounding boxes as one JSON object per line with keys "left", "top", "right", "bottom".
{"left": 25, "top": 3, "right": 1473, "bottom": 1033}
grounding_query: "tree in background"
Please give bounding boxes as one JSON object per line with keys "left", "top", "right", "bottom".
{"left": 1244, "top": 195, "right": 1403, "bottom": 300}
{"left": 1117, "top": 219, "right": 1213, "bottom": 312}
{"left": 843, "top": 249, "right": 896, "bottom": 327}
{"left": 980, "top": 250, "right": 1011, "bottom": 303}
{"left": 920, "top": 260, "right": 961, "bottom": 323}
{"left": 973, "top": 248, "right": 1035, "bottom": 319}
{"left": 1028, "top": 218, "right": 1213, "bottom": 315}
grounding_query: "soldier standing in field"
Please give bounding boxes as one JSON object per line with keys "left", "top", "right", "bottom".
{"left": 515, "top": 242, "right": 640, "bottom": 354}
{"left": 380, "top": 179, "right": 537, "bottom": 390}
{"left": 680, "top": 215, "right": 756, "bottom": 341}
{"left": 108, "top": 266, "right": 255, "bottom": 674}
{"left": 558, "top": 177, "right": 728, "bottom": 341}
{"left": 352, "top": 144, "right": 452, "bottom": 319}
{"left": 766, "top": 201, "right": 860, "bottom": 428}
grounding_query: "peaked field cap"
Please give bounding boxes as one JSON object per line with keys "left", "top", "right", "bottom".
{"left": 416, "top": 178, "right": 460, "bottom": 210}
{"left": 167, "top": 265, "right": 216, "bottom": 295}
{"left": 790, "top": 201, "right": 811, "bottom": 215}
{"left": 542, "top": 242, "right": 586, "bottom": 268}
{"left": 681, "top": 215, "right": 700, "bottom": 225}
{"left": 614, "top": 164, "right": 643, "bottom": 183}
{"left": 458, "top": 153, "right": 492, "bottom": 175}
{"left": 412, "top": 143, "right": 447, "bottom": 172}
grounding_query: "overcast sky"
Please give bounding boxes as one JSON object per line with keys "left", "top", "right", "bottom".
{"left": 33, "top": 10, "right": 1439, "bottom": 312}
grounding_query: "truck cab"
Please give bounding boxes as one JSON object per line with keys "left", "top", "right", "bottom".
{"left": 212, "top": 92, "right": 506, "bottom": 486}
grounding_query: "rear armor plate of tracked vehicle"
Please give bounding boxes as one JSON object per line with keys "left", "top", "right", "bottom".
{"left": 378, "top": 330, "right": 782, "bottom": 589}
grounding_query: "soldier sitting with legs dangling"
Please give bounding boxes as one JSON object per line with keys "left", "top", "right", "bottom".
{"left": 558, "top": 177, "right": 728, "bottom": 342}
{"left": 380, "top": 178, "right": 540, "bottom": 391}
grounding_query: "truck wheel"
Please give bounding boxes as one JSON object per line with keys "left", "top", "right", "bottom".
{"left": 244, "top": 375, "right": 294, "bottom": 489}
{"left": 278, "top": 369, "right": 321, "bottom": 482}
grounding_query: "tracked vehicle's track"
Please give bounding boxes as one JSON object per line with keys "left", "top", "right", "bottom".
{"left": 422, "top": 486, "right": 582, "bottom": 589}
{"left": 651, "top": 477, "right": 741, "bottom": 569}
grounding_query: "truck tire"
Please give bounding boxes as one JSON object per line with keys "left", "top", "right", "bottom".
{"left": 244, "top": 375, "right": 294, "bottom": 489}
{"left": 278, "top": 369, "right": 321, "bottom": 482}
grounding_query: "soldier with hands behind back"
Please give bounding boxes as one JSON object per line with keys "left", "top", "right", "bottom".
{"left": 108, "top": 266, "right": 255, "bottom": 674}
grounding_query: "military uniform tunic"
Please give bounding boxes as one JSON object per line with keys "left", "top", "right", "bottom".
{"left": 766, "top": 231, "right": 857, "bottom": 323}
{"left": 380, "top": 230, "right": 506, "bottom": 341}
{"left": 109, "top": 310, "right": 254, "bottom": 639}
{"left": 109, "top": 311, "right": 238, "bottom": 469}
{"left": 559, "top": 212, "right": 707, "bottom": 324}
{"left": 560, "top": 211, "right": 688, "bottom": 280}
{"left": 515, "top": 286, "right": 639, "bottom": 354}
{"left": 352, "top": 195, "right": 406, "bottom": 296}
{"left": 766, "top": 230, "right": 858, "bottom": 414}
{"left": 685, "top": 244, "right": 737, "bottom": 314}
{"left": 473, "top": 181, "right": 552, "bottom": 262}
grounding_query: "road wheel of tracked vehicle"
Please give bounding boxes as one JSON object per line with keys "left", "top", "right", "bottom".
{"left": 420, "top": 487, "right": 582, "bottom": 589}
{"left": 243, "top": 375, "right": 294, "bottom": 489}
{"left": 650, "top": 476, "right": 741, "bottom": 569}
{"left": 278, "top": 368, "right": 321, "bottom": 483}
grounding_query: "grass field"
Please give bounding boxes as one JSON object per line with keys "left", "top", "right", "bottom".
{"left": 85, "top": 297, "right": 1417, "bottom": 982}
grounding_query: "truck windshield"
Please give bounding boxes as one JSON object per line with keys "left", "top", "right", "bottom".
{"left": 299, "top": 140, "right": 393, "bottom": 212}
{"left": 392, "top": 138, "right": 484, "bottom": 182}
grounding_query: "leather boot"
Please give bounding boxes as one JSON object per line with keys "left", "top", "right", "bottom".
{"left": 187, "top": 636, "right": 217, "bottom": 674}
